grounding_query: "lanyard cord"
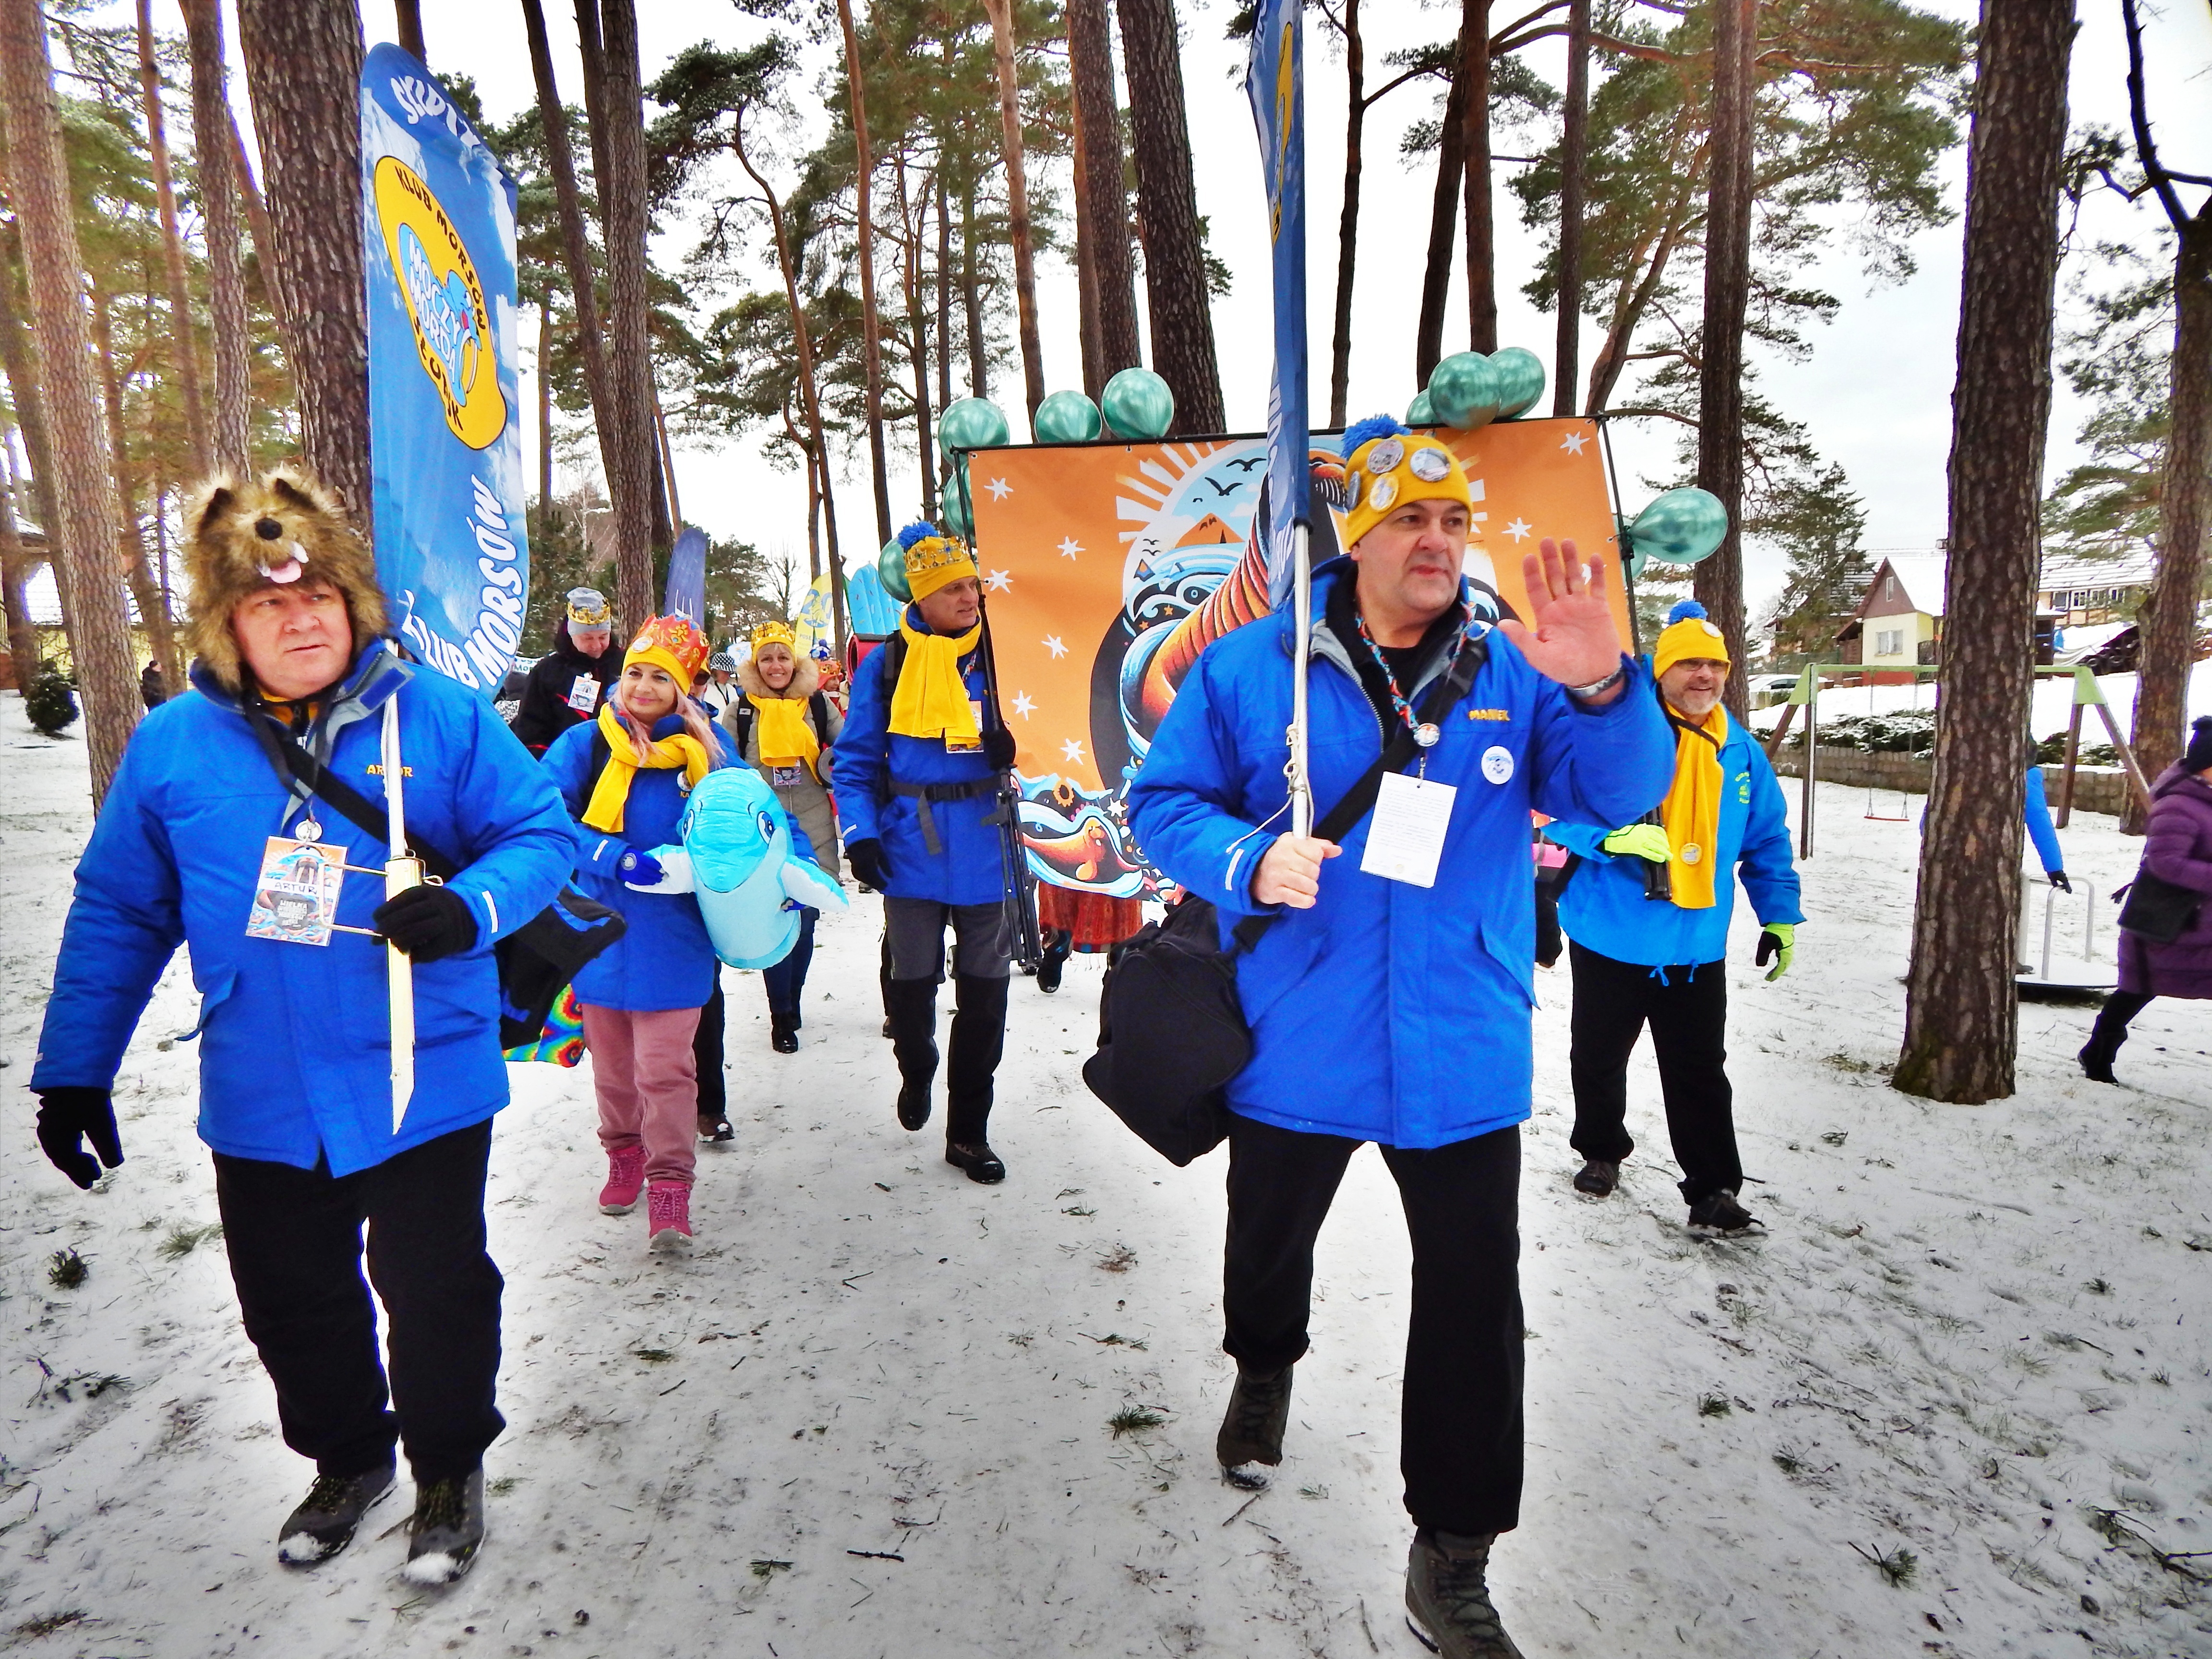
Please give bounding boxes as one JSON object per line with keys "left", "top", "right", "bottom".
{"left": 1351, "top": 601, "right": 1473, "bottom": 735}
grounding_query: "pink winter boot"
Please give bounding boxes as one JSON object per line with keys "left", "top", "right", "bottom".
{"left": 647, "top": 1182, "right": 693, "bottom": 1251}
{"left": 599, "top": 1146, "right": 645, "bottom": 1215}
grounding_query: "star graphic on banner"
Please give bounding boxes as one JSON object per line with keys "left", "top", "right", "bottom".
{"left": 1503, "top": 518, "right": 1535, "bottom": 542}
{"left": 1042, "top": 635, "right": 1069, "bottom": 660}
{"left": 985, "top": 568, "right": 1012, "bottom": 591}
{"left": 1061, "top": 737, "right": 1086, "bottom": 763}
{"left": 985, "top": 476, "right": 1012, "bottom": 501}
{"left": 1559, "top": 430, "right": 1589, "bottom": 456}
{"left": 1010, "top": 691, "right": 1036, "bottom": 718}
{"left": 1057, "top": 536, "right": 1083, "bottom": 560}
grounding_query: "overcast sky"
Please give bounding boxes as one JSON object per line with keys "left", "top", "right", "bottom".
{"left": 131, "top": 0, "right": 2212, "bottom": 624}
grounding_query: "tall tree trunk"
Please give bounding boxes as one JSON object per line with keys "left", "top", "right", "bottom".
{"left": 0, "top": 445, "right": 38, "bottom": 685}
{"left": 1116, "top": 0, "right": 1224, "bottom": 432}
{"left": 835, "top": 0, "right": 893, "bottom": 546}
{"left": 1692, "top": 0, "right": 1754, "bottom": 720}
{"left": 538, "top": 306, "right": 555, "bottom": 509}
{"left": 590, "top": 0, "right": 659, "bottom": 629}
{"left": 898, "top": 160, "right": 936, "bottom": 518}
{"left": 653, "top": 391, "right": 681, "bottom": 528}
{"left": 1553, "top": 0, "right": 1590, "bottom": 416}
{"left": 1459, "top": 0, "right": 1496, "bottom": 355}
{"left": 228, "top": 113, "right": 285, "bottom": 333}
{"left": 395, "top": 0, "right": 425, "bottom": 61}
{"left": 92, "top": 286, "right": 180, "bottom": 685}
{"left": 935, "top": 168, "right": 952, "bottom": 417}
{"left": 185, "top": 0, "right": 251, "bottom": 472}
{"left": 2117, "top": 0, "right": 2212, "bottom": 830}
{"left": 1069, "top": 47, "right": 1105, "bottom": 401}
{"left": 1896, "top": 0, "right": 2075, "bottom": 1105}
{"left": 137, "top": 0, "right": 210, "bottom": 475}
{"left": 572, "top": 0, "right": 611, "bottom": 197}
{"left": 732, "top": 118, "right": 846, "bottom": 646}
{"left": 237, "top": 0, "right": 371, "bottom": 527}
{"left": 961, "top": 181, "right": 987, "bottom": 397}
{"left": 1415, "top": 48, "right": 1469, "bottom": 385}
{"left": 982, "top": 0, "right": 1047, "bottom": 424}
{"left": 0, "top": 224, "right": 69, "bottom": 593}
{"left": 1329, "top": 0, "right": 1366, "bottom": 429}
{"left": 0, "top": 0, "right": 141, "bottom": 802}
{"left": 1067, "top": 0, "right": 1140, "bottom": 375}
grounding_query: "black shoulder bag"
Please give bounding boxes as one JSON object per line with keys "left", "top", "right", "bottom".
{"left": 2115, "top": 868, "right": 2203, "bottom": 945}
{"left": 1082, "top": 634, "right": 1488, "bottom": 1166}
{"left": 246, "top": 711, "right": 626, "bottom": 1051}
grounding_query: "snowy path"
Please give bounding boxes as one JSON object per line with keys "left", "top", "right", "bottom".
{"left": 1, "top": 692, "right": 2207, "bottom": 1659}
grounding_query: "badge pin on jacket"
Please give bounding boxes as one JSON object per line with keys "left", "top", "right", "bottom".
{"left": 1482, "top": 745, "right": 1515, "bottom": 785}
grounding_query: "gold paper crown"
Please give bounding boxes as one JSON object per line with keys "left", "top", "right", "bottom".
{"left": 566, "top": 587, "right": 611, "bottom": 628}
{"left": 751, "top": 619, "right": 797, "bottom": 653}
{"left": 1339, "top": 423, "right": 1472, "bottom": 550}
{"left": 903, "top": 531, "right": 978, "bottom": 601}
{"left": 626, "top": 613, "right": 710, "bottom": 685}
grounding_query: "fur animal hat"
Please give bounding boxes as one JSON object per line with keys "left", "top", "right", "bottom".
{"left": 185, "top": 471, "right": 388, "bottom": 692}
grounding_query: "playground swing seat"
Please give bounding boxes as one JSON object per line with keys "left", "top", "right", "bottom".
{"left": 1862, "top": 679, "right": 1925, "bottom": 822}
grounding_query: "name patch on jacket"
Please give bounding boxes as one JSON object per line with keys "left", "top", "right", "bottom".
{"left": 1466, "top": 708, "right": 1511, "bottom": 722}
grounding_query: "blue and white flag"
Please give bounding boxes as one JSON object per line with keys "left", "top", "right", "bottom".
{"left": 361, "top": 44, "right": 529, "bottom": 693}
{"left": 1245, "top": 0, "right": 1309, "bottom": 608}
{"left": 664, "top": 526, "right": 708, "bottom": 624}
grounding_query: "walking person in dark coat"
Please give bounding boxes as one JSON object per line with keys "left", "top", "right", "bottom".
{"left": 2080, "top": 716, "right": 2212, "bottom": 1083}
{"left": 508, "top": 589, "right": 617, "bottom": 755}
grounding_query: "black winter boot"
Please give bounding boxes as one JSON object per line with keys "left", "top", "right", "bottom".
{"left": 945, "top": 974, "right": 1009, "bottom": 1180}
{"left": 277, "top": 1460, "right": 396, "bottom": 1567}
{"left": 1406, "top": 1529, "right": 1525, "bottom": 1658}
{"left": 2079, "top": 1013, "right": 2129, "bottom": 1084}
{"left": 1036, "top": 927, "right": 1073, "bottom": 993}
{"left": 1216, "top": 1363, "right": 1294, "bottom": 1487}
{"left": 769, "top": 1010, "right": 799, "bottom": 1053}
{"left": 885, "top": 978, "right": 939, "bottom": 1130}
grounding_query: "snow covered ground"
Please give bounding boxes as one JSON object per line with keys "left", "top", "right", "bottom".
{"left": 1, "top": 689, "right": 2208, "bottom": 1659}
{"left": 1746, "top": 660, "right": 2212, "bottom": 744}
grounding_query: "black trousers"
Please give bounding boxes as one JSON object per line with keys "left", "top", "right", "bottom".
{"left": 1223, "top": 1112, "right": 1523, "bottom": 1536}
{"left": 694, "top": 977, "right": 727, "bottom": 1117}
{"left": 1567, "top": 941, "right": 1740, "bottom": 1204}
{"left": 213, "top": 1119, "right": 505, "bottom": 1483}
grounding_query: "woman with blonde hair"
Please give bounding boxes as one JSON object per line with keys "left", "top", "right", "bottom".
{"left": 542, "top": 615, "right": 724, "bottom": 1250}
{"left": 721, "top": 620, "right": 843, "bottom": 1051}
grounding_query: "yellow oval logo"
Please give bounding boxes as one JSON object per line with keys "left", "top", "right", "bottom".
{"left": 374, "top": 156, "right": 506, "bottom": 451}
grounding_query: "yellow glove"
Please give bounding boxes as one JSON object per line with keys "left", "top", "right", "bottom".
{"left": 1601, "top": 823, "right": 1672, "bottom": 864}
{"left": 1756, "top": 923, "right": 1796, "bottom": 981}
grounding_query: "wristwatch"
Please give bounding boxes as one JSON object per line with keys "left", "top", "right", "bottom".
{"left": 1567, "top": 661, "right": 1625, "bottom": 700}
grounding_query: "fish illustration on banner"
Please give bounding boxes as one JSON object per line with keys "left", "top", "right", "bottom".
{"left": 968, "top": 424, "right": 1627, "bottom": 897}
{"left": 361, "top": 43, "right": 529, "bottom": 695}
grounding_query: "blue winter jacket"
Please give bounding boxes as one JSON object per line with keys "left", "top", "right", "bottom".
{"left": 1547, "top": 699, "right": 1803, "bottom": 969}
{"left": 31, "top": 645, "right": 575, "bottom": 1176}
{"left": 542, "top": 713, "right": 724, "bottom": 1012}
{"left": 830, "top": 611, "right": 1006, "bottom": 907}
{"left": 2025, "top": 766, "right": 2065, "bottom": 875}
{"left": 1127, "top": 565, "right": 1676, "bottom": 1148}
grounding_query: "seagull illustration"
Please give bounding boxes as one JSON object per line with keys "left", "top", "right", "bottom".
{"left": 1227, "top": 456, "right": 1266, "bottom": 472}
{"left": 1203, "top": 475, "right": 1248, "bottom": 498}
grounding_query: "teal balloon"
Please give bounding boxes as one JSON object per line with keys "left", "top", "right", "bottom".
{"left": 1406, "top": 389, "right": 1436, "bottom": 426}
{"left": 937, "top": 397, "right": 1010, "bottom": 460}
{"left": 1628, "top": 487, "right": 1730, "bottom": 565}
{"left": 1102, "top": 367, "right": 1175, "bottom": 439}
{"left": 1426, "top": 352, "right": 1500, "bottom": 430}
{"left": 1490, "top": 347, "right": 1547, "bottom": 419}
{"left": 939, "top": 480, "right": 974, "bottom": 540}
{"left": 1034, "top": 389, "right": 1102, "bottom": 444}
{"left": 878, "top": 537, "right": 912, "bottom": 602}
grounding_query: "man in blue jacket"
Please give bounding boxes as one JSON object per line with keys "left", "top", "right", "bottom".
{"left": 28, "top": 472, "right": 573, "bottom": 1584}
{"left": 1129, "top": 418, "right": 1674, "bottom": 1659}
{"left": 832, "top": 522, "right": 1019, "bottom": 1184}
{"left": 1547, "top": 601, "right": 1803, "bottom": 1234}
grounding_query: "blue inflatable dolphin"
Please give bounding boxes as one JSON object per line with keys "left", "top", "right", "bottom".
{"left": 676, "top": 769, "right": 848, "bottom": 970}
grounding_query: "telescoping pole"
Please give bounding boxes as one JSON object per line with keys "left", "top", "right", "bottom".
{"left": 381, "top": 695, "right": 420, "bottom": 1134}
{"left": 1288, "top": 519, "right": 1314, "bottom": 837}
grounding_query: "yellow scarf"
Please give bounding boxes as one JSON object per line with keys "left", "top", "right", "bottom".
{"left": 888, "top": 619, "right": 982, "bottom": 745}
{"left": 582, "top": 703, "right": 712, "bottom": 833}
{"left": 1659, "top": 702, "right": 1729, "bottom": 909}
{"left": 750, "top": 691, "right": 820, "bottom": 777}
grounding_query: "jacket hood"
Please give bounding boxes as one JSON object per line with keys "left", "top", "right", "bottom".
{"left": 734, "top": 654, "right": 821, "bottom": 701}
{"left": 2152, "top": 762, "right": 2212, "bottom": 803}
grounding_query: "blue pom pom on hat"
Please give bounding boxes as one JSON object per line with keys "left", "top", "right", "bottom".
{"left": 1666, "top": 599, "right": 1709, "bottom": 625}
{"left": 896, "top": 520, "right": 942, "bottom": 550}
{"left": 1342, "top": 413, "right": 1410, "bottom": 457}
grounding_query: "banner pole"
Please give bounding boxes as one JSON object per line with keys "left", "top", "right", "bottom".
{"left": 1289, "top": 518, "right": 1313, "bottom": 837}
{"left": 381, "top": 692, "right": 420, "bottom": 1134}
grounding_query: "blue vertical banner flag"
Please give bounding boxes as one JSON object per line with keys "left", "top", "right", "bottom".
{"left": 663, "top": 526, "right": 708, "bottom": 625}
{"left": 361, "top": 44, "right": 529, "bottom": 693}
{"left": 1245, "top": 0, "right": 1309, "bottom": 607}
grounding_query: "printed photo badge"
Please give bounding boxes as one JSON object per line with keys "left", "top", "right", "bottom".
{"left": 246, "top": 838, "right": 345, "bottom": 946}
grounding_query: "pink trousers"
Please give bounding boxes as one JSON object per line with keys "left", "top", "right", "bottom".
{"left": 581, "top": 1004, "right": 702, "bottom": 1187}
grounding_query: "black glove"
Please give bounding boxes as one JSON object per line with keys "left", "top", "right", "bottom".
{"left": 36, "top": 1087, "right": 123, "bottom": 1189}
{"left": 983, "top": 727, "right": 1018, "bottom": 769}
{"left": 847, "top": 838, "right": 893, "bottom": 891}
{"left": 2048, "top": 869, "right": 2072, "bottom": 893}
{"left": 373, "top": 883, "right": 479, "bottom": 962}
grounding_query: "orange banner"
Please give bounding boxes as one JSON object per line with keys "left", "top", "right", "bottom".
{"left": 970, "top": 419, "right": 1623, "bottom": 896}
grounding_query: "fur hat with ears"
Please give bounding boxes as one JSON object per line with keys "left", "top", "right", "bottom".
{"left": 184, "top": 470, "right": 389, "bottom": 692}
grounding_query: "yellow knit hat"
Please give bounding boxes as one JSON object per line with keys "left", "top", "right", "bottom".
{"left": 1652, "top": 600, "right": 1731, "bottom": 678}
{"left": 1339, "top": 416, "right": 1473, "bottom": 550}
{"left": 625, "top": 614, "right": 709, "bottom": 687}
{"left": 751, "top": 619, "right": 797, "bottom": 655}
{"left": 898, "top": 520, "right": 979, "bottom": 601}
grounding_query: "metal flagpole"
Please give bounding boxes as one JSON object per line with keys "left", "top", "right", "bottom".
{"left": 1288, "top": 521, "right": 1313, "bottom": 836}
{"left": 381, "top": 694, "right": 420, "bottom": 1133}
